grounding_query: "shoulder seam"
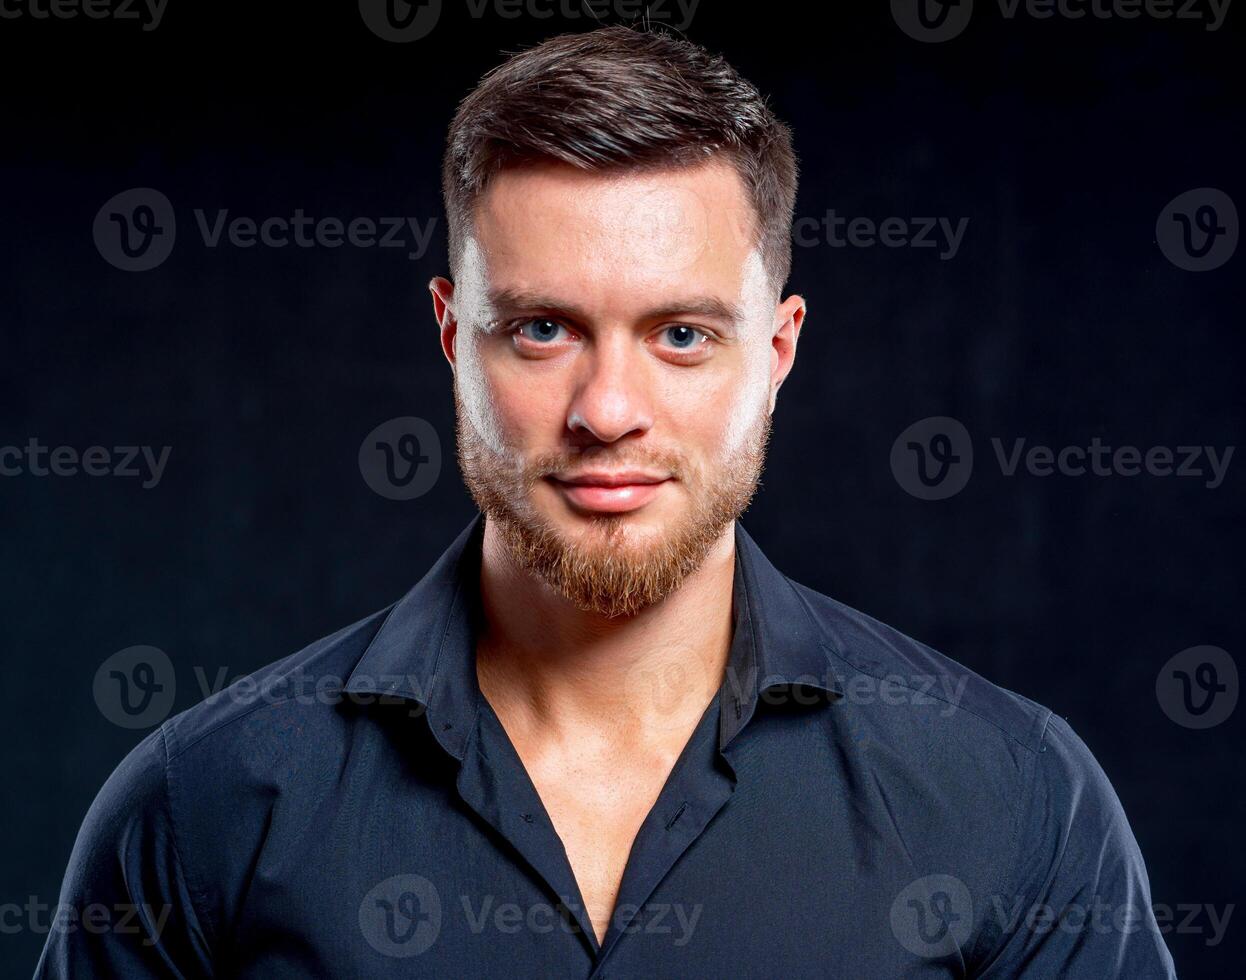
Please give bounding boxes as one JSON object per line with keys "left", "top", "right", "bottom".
{"left": 166, "top": 610, "right": 395, "bottom": 762}
{"left": 159, "top": 723, "right": 218, "bottom": 963}
{"left": 792, "top": 579, "right": 1050, "bottom": 753}
{"left": 166, "top": 692, "right": 313, "bottom": 762}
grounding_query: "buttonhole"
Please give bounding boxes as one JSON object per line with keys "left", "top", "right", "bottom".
{"left": 664, "top": 802, "right": 689, "bottom": 830}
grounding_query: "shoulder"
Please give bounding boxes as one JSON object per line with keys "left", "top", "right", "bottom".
{"left": 788, "top": 581, "right": 1174, "bottom": 972}
{"left": 791, "top": 579, "right": 1054, "bottom": 756}
{"left": 66, "top": 605, "right": 404, "bottom": 934}
{"left": 786, "top": 578, "right": 1133, "bottom": 841}
{"left": 159, "top": 604, "right": 393, "bottom": 766}
{"left": 78, "top": 604, "right": 396, "bottom": 827}
{"left": 87, "top": 604, "right": 401, "bottom": 855}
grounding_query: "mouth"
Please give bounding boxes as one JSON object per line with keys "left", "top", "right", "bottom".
{"left": 544, "top": 471, "right": 672, "bottom": 515}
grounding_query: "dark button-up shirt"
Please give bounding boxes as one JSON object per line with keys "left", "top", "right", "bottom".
{"left": 37, "top": 514, "right": 1176, "bottom": 977}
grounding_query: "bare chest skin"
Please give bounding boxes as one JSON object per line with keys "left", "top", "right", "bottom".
{"left": 500, "top": 721, "right": 698, "bottom": 947}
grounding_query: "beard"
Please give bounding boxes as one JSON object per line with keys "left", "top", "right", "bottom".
{"left": 454, "top": 382, "right": 772, "bottom": 619}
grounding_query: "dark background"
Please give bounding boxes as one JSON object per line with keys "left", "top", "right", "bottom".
{"left": 1, "top": 1, "right": 1242, "bottom": 975}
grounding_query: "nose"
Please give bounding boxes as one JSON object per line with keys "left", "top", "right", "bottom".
{"left": 565, "top": 333, "right": 654, "bottom": 445}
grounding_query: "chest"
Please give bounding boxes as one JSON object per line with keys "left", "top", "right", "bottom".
{"left": 521, "top": 744, "right": 686, "bottom": 945}
{"left": 232, "top": 712, "right": 973, "bottom": 977}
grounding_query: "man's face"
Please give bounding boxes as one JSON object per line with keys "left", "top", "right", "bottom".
{"left": 432, "top": 158, "right": 803, "bottom": 617}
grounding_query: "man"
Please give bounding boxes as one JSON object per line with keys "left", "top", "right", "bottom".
{"left": 39, "top": 25, "right": 1176, "bottom": 979}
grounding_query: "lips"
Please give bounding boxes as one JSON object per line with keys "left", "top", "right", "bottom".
{"left": 546, "top": 471, "right": 671, "bottom": 514}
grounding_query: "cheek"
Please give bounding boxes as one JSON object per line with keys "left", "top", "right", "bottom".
{"left": 717, "top": 381, "right": 769, "bottom": 459}
{"left": 455, "top": 341, "right": 507, "bottom": 454}
{"left": 458, "top": 340, "right": 563, "bottom": 456}
{"left": 661, "top": 349, "right": 769, "bottom": 462}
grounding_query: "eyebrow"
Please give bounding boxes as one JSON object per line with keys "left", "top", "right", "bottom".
{"left": 486, "top": 287, "right": 745, "bottom": 332}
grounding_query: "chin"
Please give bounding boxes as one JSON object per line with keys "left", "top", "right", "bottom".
{"left": 547, "top": 503, "right": 672, "bottom": 546}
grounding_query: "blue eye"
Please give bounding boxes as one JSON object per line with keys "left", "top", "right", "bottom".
{"left": 661, "top": 325, "right": 704, "bottom": 349}
{"left": 517, "top": 319, "right": 566, "bottom": 343}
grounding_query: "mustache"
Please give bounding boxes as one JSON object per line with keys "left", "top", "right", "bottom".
{"left": 523, "top": 445, "right": 686, "bottom": 482}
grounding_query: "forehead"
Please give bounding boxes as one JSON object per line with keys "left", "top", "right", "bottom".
{"left": 466, "top": 159, "right": 760, "bottom": 312}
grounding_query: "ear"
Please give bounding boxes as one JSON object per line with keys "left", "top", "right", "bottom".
{"left": 429, "top": 277, "right": 457, "bottom": 372}
{"left": 769, "top": 293, "right": 806, "bottom": 413}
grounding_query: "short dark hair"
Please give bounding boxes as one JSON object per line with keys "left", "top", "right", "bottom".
{"left": 441, "top": 25, "right": 799, "bottom": 292}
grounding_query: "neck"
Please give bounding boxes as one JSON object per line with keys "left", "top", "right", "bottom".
{"left": 475, "top": 516, "right": 737, "bottom": 748}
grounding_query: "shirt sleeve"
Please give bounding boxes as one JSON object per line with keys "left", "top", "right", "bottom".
{"left": 976, "top": 713, "right": 1177, "bottom": 979}
{"left": 34, "top": 726, "right": 215, "bottom": 979}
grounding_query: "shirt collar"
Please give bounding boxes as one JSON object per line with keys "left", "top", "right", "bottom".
{"left": 344, "top": 512, "right": 843, "bottom": 758}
